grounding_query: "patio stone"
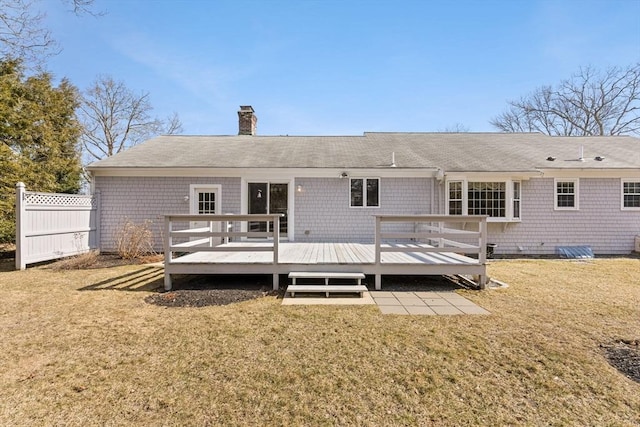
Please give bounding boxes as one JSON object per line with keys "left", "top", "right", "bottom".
{"left": 371, "top": 291, "right": 396, "bottom": 297}
{"left": 378, "top": 305, "right": 409, "bottom": 315}
{"left": 421, "top": 298, "right": 452, "bottom": 306}
{"left": 414, "top": 291, "right": 441, "bottom": 298}
{"left": 396, "top": 298, "right": 426, "bottom": 306}
{"left": 405, "top": 306, "right": 437, "bottom": 315}
{"left": 373, "top": 297, "right": 401, "bottom": 306}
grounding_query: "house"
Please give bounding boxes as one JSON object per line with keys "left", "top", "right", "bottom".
{"left": 88, "top": 106, "right": 640, "bottom": 259}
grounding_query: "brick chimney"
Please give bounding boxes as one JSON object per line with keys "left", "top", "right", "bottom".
{"left": 238, "top": 105, "right": 257, "bottom": 135}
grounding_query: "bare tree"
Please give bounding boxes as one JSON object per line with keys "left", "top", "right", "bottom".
{"left": 491, "top": 64, "right": 640, "bottom": 136}
{"left": 79, "top": 75, "right": 183, "bottom": 162}
{"left": 440, "top": 122, "right": 470, "bottom": 132}
{"left": 0, "top": 0, "right": 97, "bottom": 66}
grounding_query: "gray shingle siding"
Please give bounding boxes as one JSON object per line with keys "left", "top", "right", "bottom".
{"left": 94, "top": 175, "right": 638, "bottom": 255}
{"left": 95, "top": 176, "right": 241, "bottom": 251}
{"left": 484, "top": 178, "right": 639, "bottom": 255}
{"left": 294, "top": 177, "right": 433, "bottom": 243}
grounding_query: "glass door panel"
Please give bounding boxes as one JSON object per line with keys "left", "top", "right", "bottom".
{"left": 248, "top": 182, "right": 268, "bottom": 232}
{"left": 270, "top": 183, "right": 288, "bottom": 235}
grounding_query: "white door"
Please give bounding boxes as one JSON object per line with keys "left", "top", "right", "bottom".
{"left": 190, "top": 185, "right": 221, "bottom": 245}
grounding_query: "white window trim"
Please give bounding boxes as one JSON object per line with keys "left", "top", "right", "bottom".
{"left": 621, "top": 179, "right": 640, "bottom": 211}
{"left": 349, "top": 177, "right": 380, "bottom": 208}
{"left": 513, "top": 181, "right": 521, "bottom": 220}
{"left": 554, "top": 178, "right": 579, "bottom": 211}
{"left": 445, "top": 179, "right": 521, "bottom": 222}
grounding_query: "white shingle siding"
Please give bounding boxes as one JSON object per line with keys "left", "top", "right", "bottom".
{"left": 95, "top": 176, "right": 241, "bottom": 251}
{"left": 483, "top": 178, "right": 640, "bottom": 255}
{"left": 294, "top": 177, "right": 433, "bottom": 242}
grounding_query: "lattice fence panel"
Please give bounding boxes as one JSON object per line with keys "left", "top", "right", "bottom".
{"left": 16, "top": 183, "right": 101, "bottom": 269}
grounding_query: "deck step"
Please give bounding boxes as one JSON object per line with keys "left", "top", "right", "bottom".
{"left": 288, "top": 271, "right": 365, "bottom": 285}
{"left": 286, "top": 284, "right": 368, "bottom": 298}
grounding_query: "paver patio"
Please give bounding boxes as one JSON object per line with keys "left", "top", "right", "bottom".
{"left": 282, "top": 290, "right": 490, "bottom": 315}
{"left": 372, "top": 291, "right": 490, "bottom": 315}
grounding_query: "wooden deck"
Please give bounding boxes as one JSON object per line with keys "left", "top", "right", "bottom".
{"left": 171, "top": 242, "right": 478, "bottom": 266}
{"left": 163, "top": 214, "right": 488, "bottom": 291}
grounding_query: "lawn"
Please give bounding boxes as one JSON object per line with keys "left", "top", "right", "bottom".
{"left": 0, "top": 258, "right": 638, "bottom": 426}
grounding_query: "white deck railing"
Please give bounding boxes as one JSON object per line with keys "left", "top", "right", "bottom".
{"left": 374, "top": 214, "right": 488, "bottom": 264}
{"left": 163, "top": 214, "right": 283, "bottom": 289}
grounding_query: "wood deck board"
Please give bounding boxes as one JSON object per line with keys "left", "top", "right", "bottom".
{"left": 169, "top": 242, "right": 479, "bottom": 266}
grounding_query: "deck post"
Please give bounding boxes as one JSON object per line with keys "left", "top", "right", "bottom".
{"left": 164, "top": 216, "right": 172, "bottom": 290}
{"left": 478, "top": 217, "right": 487, "bottom": 264}
{"left": 273, "top": 215, "right": 280, "bottom": 264}
{"left": 478, "top": 217, "right": 487, "bottom": 289}
{"left": 375, "top": 274, "right": 382, "bottom": 290}
{"left": 374, "top": 216, "right": 381, "bottom": 264}
{"left": 273, "top": 215, "right": 280, "bottom": 290}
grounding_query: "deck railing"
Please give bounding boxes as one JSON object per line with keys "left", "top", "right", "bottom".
{"left": 374, "top": 215, "right": 488, "bottom": 264}
{"left": 164, "top": 214, "right": 283, "bottom": 263}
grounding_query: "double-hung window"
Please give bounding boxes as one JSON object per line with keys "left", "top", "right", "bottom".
{"left": 447, "top": 180, "right": 521, "bottom": 221}
{"left": 555, "top": 179, "right": 579, "bottom": 210}
{"left": 622, "top": 180, "right": 640, "bottom": 210}
{"left": 350, "top": 178, "right": 379, "bottom": 207}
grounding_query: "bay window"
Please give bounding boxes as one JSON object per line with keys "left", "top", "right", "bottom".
{"left": 447, "top": 180, "right": 521, "bottom": 221}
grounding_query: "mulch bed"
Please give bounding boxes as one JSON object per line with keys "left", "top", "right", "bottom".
{"left": 602, "top": 340, "right": 640, "bottom": 383}
{"left": 145, "top": 288, "right": 275, "bottom": 307}
{"left": 145, "top": 274, "right": 279, "bottom": 307}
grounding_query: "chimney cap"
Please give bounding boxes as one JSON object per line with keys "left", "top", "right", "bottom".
{"left": 239, "top": 105, "right": 255, "bottom": 112}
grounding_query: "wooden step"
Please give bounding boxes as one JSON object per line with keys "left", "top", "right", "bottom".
{"left": 288, "top": 271, "right": 365, "bottom": 285}
{"left": 286, "top": 284, "right": 368, "bottom": 298}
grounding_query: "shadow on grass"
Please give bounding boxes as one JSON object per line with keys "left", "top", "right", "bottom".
{"left": 78, "top": 266, "right": 164, "bottom": 292}
{"left": 0, "top": 259, "right": 14, "bottom": 273}
{"left": 377, "top": 275, "right": 464, "bottom": 291}
{"left": 170, "top": 274, "right": 275, "bottom": 291}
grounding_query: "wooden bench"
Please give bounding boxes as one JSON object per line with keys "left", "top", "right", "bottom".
{"left": 286, "top": 272, "right": 367, "bottom": 297}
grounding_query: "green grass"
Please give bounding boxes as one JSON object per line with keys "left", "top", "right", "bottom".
{"left": 0, "top": 258, "right": 638, "bottom": 426}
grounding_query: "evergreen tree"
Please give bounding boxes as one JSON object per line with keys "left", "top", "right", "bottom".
{"left": 0, "top": 58, "right": 82, "bottom": 242}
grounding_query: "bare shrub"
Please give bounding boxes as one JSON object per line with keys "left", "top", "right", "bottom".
{"left": 52, "top": 250, "right": 99, "bottom": 270}
{"left": 115, "top": 219, "right": 155, "bottom": 260}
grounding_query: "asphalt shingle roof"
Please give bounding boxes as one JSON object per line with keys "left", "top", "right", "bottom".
{"left": 87, "top": 132, "right": 640, "bottom": 172}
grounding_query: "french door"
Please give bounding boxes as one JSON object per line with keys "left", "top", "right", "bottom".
{"left": 248, "top": 182, "right": 288, "bottom": 236}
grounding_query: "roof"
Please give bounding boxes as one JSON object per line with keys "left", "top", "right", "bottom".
{"left": 87, "top": 132, "right": 640, "bottom": 172}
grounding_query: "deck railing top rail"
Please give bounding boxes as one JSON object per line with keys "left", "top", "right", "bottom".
{"left": 164, "top": 214, "right": 284, "bottom": 263}
{"left": 374, "top": 214, "right": 488, "bottom": 265}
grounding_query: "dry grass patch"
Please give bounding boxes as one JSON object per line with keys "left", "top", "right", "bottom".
{"left": 0, "top": 259, "right": 638, "bottom": 425}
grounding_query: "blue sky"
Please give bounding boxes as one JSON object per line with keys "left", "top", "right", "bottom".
{"left": 44, "top": 0, "right": 640, "bottom": 136}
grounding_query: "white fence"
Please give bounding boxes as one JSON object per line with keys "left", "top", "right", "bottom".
{"left": 15, "top": 182, "right": 100, "bottom": 270}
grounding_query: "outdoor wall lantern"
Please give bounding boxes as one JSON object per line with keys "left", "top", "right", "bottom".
{"left": 296, "top": 185, "right": 303, "bottom": 193}
{"left": 340, "top": 172, "right": 349, "bottom": 179}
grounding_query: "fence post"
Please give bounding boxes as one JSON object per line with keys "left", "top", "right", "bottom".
{"left": 15, "top": 182, "right": 26, "bottom": 270}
